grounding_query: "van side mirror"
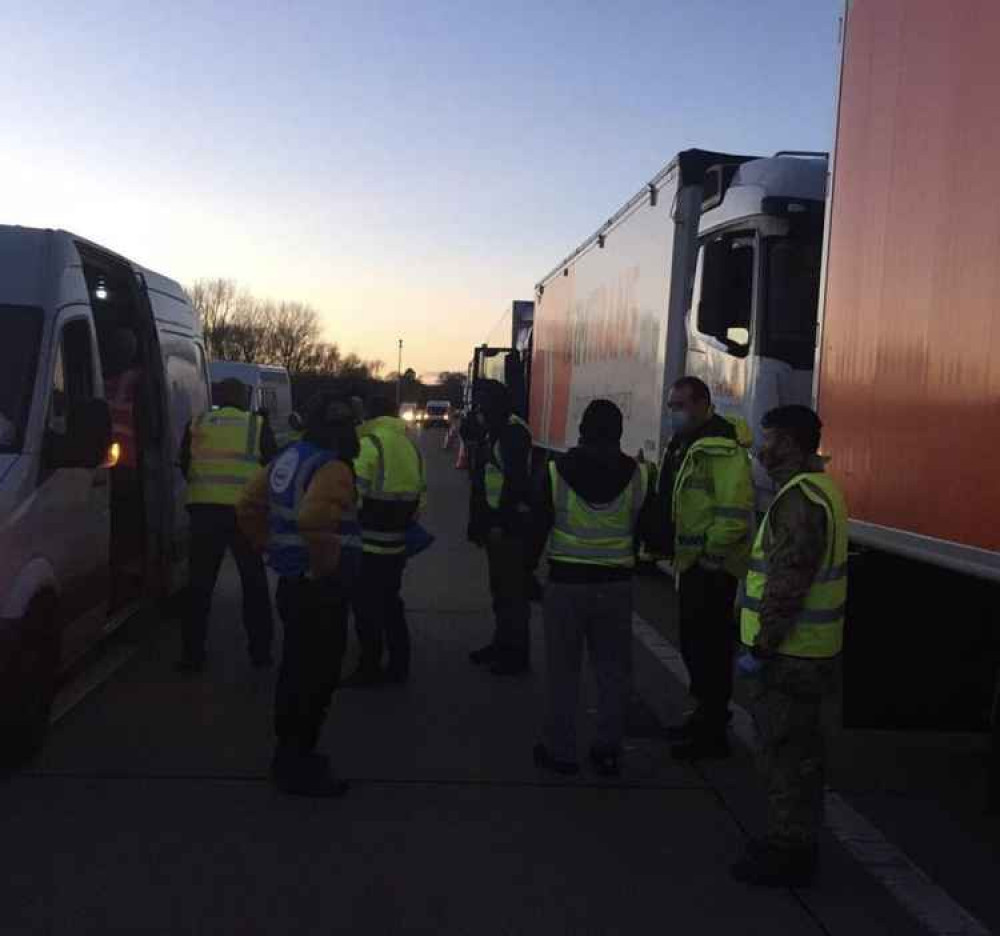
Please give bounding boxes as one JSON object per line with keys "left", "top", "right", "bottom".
{"left": 47, "top": 399, "right": 112, "bottom": 469}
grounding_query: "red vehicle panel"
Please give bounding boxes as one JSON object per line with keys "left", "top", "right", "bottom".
{"left": 819, "top": 0, "right": 1000, "bottom": 551}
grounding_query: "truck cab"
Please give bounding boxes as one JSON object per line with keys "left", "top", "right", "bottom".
{"left": 686, "top": 153, "right": 827, "bottom": 485}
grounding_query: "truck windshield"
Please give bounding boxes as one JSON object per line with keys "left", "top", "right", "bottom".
{"left": 0, "top": 305, "right": 43, "bottom": 452}
{"left": 427, "top": 403, "right": 448, "bottom": 415}
{"left": 761, "top": 237, "right": 822, "bottom": 369}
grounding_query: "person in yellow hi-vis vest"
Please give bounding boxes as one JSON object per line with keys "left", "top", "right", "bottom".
{"left": 466, "top": 380, "right": 534, "bottom": 676}
{"left": 731, "top": 405, "right": 847, "bottom": 889}
{"left": 344, "top": 396, "right": 426, "bottom": 687}
{"left": 651, "top": 376, "right": 754, "bottom": 761}
{"left": 177, "top": 378, "right": 277, "bottom": 673}
{"left": 529, "top": 400, "right": 655, "bottom": 777}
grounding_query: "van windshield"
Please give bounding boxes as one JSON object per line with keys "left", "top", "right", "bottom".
{"left": 0, "top": 305, "right": 43, "bottom": 452}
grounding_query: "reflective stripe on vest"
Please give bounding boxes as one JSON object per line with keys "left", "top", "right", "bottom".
{"left": 357, "top": 421, "right": 425, "bottom": 554}
{"left": 547, "top": 461, "right": 644, "bottom": 568}
{"left": 265, "top": 441, "right": 363, "bottom": 579}
{"left": 187, "top": 408, "right": 262, "bottom": 506}
{"left": 739, "top": 473, "right": 848, "bottom": 659}
{"left": 485, "top": 414, "right": 532, "bottom": 510}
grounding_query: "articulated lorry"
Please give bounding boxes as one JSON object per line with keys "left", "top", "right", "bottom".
{"left": 818, "top": 0, "right": 999, "bottom": 760}
{"left": 527, "top": 0, "right": 999, "bottom": 796}
{"left": 465, "top": 300, "right": 535, "bottom": 418}
{"left": 530, "top": 148, "right": 826, "bottom": 480}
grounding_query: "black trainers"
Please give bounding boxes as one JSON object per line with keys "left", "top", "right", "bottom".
{"left": 341, "top": 667, "right": 385, "bottom": 689}
{"left": 730, "top": 843, "right": 818, "bottom": 888}
{"left": 271, "top": 751, "right": 350, "bottom": 799}
{"left": 670, "top": 734, "right": 731, "bottom": 761}
{"left": 588, "top": 747, "right": 621, "bottom": 777}
{"left": 533, "top": 743, "right": 580, "bottom": 776}
{"left": 489, "top": 657, "right": 530, "bottom": 676}
{"left": 664, "top": 709, "right": 732, "bottom": 742}
{"left": 468, "top": 644, "right": 496, "bottom": 665}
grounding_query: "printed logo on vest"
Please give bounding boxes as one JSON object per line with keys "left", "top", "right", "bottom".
{"left": 270, "top": 447, "right": 300, "bottom": 494}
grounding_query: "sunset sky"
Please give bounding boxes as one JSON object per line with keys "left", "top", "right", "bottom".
{"left": 1, "top": 1, "right": 842, "bottom": 377}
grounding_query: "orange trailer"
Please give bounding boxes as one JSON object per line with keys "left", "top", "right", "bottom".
{"left": 819, "top": 0, "right": 999, "bottom": 796}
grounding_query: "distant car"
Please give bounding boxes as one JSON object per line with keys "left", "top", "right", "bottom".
{"left": 399, "top": 402, "right": 418, "bottom": 425}
{"left": 424, "top": 400, "right": 451, "bottom": 428}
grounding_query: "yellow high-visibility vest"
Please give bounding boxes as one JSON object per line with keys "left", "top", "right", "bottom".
{"left": 355, "top": 416, "right": 425, "bottom": 555}
{"left": 485, "top": 414, "right": 532, "bottom": 510}
{"left": 186, "top": 407, "right": 262, "bottom": 507}
{"left": 547, "top": 461, "right": 645, "bottom": 568}
{"left": 740, "top": 472, "right": 848, "bottom": 659}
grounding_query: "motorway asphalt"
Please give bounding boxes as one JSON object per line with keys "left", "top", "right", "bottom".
{"left": 1, "top": 429, "right": 995, "bottom": 935}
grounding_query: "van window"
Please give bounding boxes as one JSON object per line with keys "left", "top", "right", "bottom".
{"left": 0, "top": 305, "right": 43, "bottom": 452}
{"left": 695, "top": 233, "right": 755, "bottom": 357}
{"left": 48, "top": 319, "right": 95, "bottom": 436}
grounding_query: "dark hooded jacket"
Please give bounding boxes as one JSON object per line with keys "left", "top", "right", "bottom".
{"left": 467, "top": 380, "right": 532, "bottom": 539}
{"left": 531, "top": 443, "right": 655, "bottom": 583}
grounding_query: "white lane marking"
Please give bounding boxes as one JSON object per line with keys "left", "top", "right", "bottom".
{"left": 632, "top": 613, "right": 992, "bottom": 936}
{"left": 51, "top": 644, "right": 138, "bottom": 724}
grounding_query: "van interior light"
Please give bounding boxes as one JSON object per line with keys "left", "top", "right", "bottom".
{"left": 95, "top": 286, "right": 109, "bottom": 301}
{"left": 103, "top": 442, "right": 121, "bottom": 468}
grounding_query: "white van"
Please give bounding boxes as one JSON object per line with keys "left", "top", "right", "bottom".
{"left": 209, "top": 361, "right": 295, "bottom": 448}
{"left": 0, "top": 226, "right": 210, "bottom": 764}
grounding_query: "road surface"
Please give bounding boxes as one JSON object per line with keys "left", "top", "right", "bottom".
{"left": 2, "top": 430, "right": 995, "bottom": 935}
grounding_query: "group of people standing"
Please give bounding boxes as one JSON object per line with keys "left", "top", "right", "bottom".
{"left": 176, "top": 370, "right": 846, "bottom": 889}
{"left": 177, "top": 383, "right": 425, "bottom": 797}
{"left": 466, "top": 376, "right": 846, "bottom": 889}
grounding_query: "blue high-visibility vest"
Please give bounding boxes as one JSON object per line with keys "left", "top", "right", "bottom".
{"left": 265, "top": 440, "right": 363, "bottom": 582}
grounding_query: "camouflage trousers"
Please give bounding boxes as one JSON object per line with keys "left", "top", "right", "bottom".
{"left": 749, "top": 656, "right": 838, "bottom": 850}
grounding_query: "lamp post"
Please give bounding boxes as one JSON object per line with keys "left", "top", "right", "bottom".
{"left": 396, "top": 338, "right": 403, "bottom": 408}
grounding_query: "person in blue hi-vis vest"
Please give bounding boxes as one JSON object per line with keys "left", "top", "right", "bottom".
{"left": 237, "top": 392, "right": 362, "bottom": 798}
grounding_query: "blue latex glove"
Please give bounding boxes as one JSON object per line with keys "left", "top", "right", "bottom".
{"left": 737, "top": 651, "right": 765, "bottom": 677}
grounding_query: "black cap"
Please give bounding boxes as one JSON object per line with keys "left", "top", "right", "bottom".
{"left": 304, "top": 392, "right": 356, "bottom": 434}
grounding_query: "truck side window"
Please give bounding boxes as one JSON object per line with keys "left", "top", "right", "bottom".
{"left": 761, "top": 237, "right": 822, "bottom": 369}
{"left": 48, "top": 320, "right": 95, "bottom": 436}
{"left": 695, "top": 234, "right": 755, "bottom": 357}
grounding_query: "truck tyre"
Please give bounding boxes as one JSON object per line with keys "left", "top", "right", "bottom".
{"left": 0, "top": 596, "right": 59, "bottom": 769}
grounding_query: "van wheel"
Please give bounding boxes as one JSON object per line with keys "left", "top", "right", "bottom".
{"left": 0, "top": 597, "right": 59, "bottom": 769}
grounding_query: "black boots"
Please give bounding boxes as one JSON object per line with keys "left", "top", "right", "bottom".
{"left": 730, "top": 841, "right": 818, "bottom": 888}
{"left": 271, "top": 749, "right": 349, "bottom": 798}
{"left": 532, "top": 743, "right": 580, "bottom": 776}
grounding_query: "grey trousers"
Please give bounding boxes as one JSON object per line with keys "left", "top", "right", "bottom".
{"left": 542, "top": 580, "right": 634, "bottom": 763}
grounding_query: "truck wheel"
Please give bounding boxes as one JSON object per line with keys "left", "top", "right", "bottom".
{"left": 0, "top": 597, "right": 59, "bottom": 769}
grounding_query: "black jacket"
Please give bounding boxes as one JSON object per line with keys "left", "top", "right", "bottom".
{"left": 532, "top": 444, "right": 655, "bottom": 583}
{"left": 468, "top": 417, "right": 533, "bottom": 539}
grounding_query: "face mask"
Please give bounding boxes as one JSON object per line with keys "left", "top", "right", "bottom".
{"left": 669, "top": 410, "right": 691, "bottom": 436}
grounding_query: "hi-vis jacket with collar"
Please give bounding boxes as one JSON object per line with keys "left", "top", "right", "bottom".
{"left": 668, "top": 415, "right": 754, "bottom": 578}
